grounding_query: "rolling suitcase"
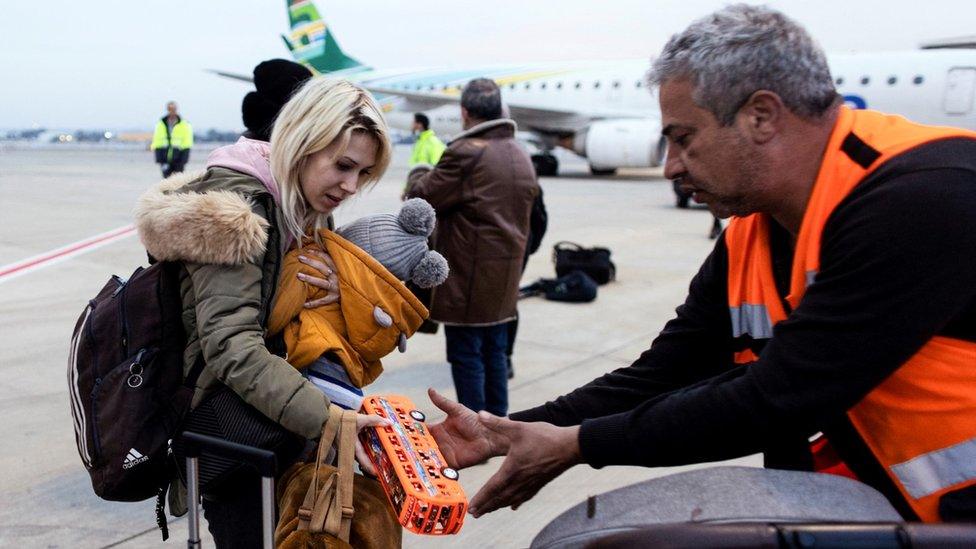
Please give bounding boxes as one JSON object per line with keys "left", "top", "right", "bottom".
{"left": 181, "top": 431, "right": 277, "bottom": 549}
{"left": 530, "top": 466, "right": 904, "bottom": 549}
{"left": 586, "top": 522, "right": 976, "bottom": 548}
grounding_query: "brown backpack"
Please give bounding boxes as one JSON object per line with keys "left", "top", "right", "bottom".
{"left": 67, "top": 260, "right": 201, "bottom": 537}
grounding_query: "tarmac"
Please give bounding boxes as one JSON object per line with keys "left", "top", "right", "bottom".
{"left": 0, "top": 144, "right": 759, "bottom": 548}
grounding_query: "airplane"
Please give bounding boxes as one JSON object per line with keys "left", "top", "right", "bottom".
{"left": 220, "top": 1, "right": 976, "bottom": 181}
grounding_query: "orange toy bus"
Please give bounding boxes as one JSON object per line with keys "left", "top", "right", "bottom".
{"left": 359, "top": 395, "right": 467, "bottom": 535}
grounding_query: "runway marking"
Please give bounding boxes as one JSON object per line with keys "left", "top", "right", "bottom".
{"left": 0, "top": 224, "right": 136, "bottom": 285}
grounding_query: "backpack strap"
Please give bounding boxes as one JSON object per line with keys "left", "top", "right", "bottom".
{"left": 297, "top": 405, "right": 343, "bottom": 532}
{"left": 184, "top": 355, "right": 207, "bottom": 389}
{"left": 295, "top": 405, "right": 357, "bottom": 541}
{"left": 334, "top": 410, "right": 357, "bottom": 540}
{"left": 315, "top": 409, "right": 356, "bottom": 539}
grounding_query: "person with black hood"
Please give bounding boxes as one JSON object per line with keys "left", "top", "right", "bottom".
{"left": 241, "top": 59, "right": 313, "bottom": 142}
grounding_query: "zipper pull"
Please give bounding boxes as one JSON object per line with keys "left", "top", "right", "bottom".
{"left": 133, "top": 348, "right": 146, "bottom": 365}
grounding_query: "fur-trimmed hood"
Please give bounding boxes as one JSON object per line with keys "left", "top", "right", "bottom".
{"left": 133, "top": 170, "right": 271, "bottom": 265}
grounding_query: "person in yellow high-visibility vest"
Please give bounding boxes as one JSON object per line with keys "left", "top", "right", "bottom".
{"left": 150, "top": 101, "right": 194, "bottom": 177}
{"left": 409, "top": 113, "right": 446, "bottom": 168}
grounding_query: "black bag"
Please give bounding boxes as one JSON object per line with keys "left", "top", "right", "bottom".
{"left": 526, "top": 191, "right": 549, "bottom": 257}
{"left": 520, "top": 270, "right": 598, "bottom": 303}
{"left": 67, "top": 261, "right": 200, "bottom": 502}
{"left": 172, "top": 385, "right": 304, "bottom": 494}
{"left": 553, "top": 241, "right": 616, "bottom": 285}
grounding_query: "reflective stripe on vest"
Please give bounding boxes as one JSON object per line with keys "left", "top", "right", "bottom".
{"left": 724, "top": 106, "right": 976, "bottom": 522}
{"left": 892, "top": 435, "right": 976, "bottom": 499}
{"left": 729, "top": 304, "right": 774, "bottom": 339}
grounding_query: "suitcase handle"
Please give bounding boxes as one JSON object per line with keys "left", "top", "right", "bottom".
{"left": 182, "top": 431, "right": 277, "bottom": 476}
{"left": 181, "top": 431, "right": 276, "bottom": 549}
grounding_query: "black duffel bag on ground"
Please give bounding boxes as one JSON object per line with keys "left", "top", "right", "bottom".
{"left": 519, "top": 270, "right": 598, "bottom": 303}
{"left": 552, "top": 241, "right": 616, "bottom": 285}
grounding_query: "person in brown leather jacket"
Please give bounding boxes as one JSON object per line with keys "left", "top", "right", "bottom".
{"left": 405, "top": 78, "right": 540, "bottom": 416}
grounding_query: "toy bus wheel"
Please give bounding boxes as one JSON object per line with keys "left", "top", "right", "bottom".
{"left": 442, "top": 467, "right": 459, "bottom": 480}
{"left": 410, "top": 410, "right": 426, "bottom": 422}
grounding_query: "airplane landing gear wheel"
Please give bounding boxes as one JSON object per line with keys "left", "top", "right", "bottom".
{"left": 590, "top": 165, "right": 618, "bottom": 176}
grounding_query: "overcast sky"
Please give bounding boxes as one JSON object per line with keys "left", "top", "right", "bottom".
{"left": 2, "top": 0, "right": 974, "bottom": 130}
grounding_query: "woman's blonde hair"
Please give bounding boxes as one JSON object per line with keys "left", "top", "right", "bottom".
{"left": 270, "top": 77, "right": 392, "bottom": 246}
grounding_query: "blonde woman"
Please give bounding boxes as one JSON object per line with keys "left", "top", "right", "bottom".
{"left": 135, "top": 78, "right": 391, "bottom": 547}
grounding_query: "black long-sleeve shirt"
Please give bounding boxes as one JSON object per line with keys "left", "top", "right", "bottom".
{"left": 511, "top": 139, "right": 976, "bottom": 476}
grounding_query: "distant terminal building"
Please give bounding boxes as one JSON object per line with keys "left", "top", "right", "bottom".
{"left": 117, "top": 132, "right": 154, "bottom": 143}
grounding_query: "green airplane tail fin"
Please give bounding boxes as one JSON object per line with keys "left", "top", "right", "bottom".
{"left": 281, "top": 0, "right": 365, "bottom": 73}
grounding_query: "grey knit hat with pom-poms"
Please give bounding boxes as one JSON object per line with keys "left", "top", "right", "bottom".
{"left": 336, "top": 198, "right": 450, "bottom": 288}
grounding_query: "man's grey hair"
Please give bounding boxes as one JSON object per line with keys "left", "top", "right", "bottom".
{"left": 461, "top": 78, "right": 503, "bottom": 121}
{"left": 649, "top": 4, "right": 837, "bottom": 125}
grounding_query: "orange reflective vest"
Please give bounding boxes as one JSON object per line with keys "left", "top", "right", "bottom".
{"left": 724, "top": 106, "right": 976, "bottom": 522}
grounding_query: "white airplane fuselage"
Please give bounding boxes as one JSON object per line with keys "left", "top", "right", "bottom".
{"left": 382, "top": 50, "right": 976, "bottom": 134}
{"left": 359, "top": 50, "right": 976, "bottom": 174}
{"left": 830, "top": 50, "right": 976, "bottom": 130}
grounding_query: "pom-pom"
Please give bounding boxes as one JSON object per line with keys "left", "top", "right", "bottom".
{"left": 411, "top": 251, "right": 449, "bottom": 288}
{"left": 398, "top": 198, "right": 436, "bottom": 237}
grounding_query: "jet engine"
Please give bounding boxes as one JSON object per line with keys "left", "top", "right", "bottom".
{"left": 572, "top": 119, "right": 667, "bottom": 170}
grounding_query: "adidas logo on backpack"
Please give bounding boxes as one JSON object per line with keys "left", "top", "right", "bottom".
{"left": 122, "top": 448, "right": 149, "bottom": 469}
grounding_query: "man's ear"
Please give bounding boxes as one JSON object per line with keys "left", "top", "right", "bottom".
{"left": 737, "top": 90, "right": 784, "bottom": 144}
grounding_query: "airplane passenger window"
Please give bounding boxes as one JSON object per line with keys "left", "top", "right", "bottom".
{"left": 525, "top": 82, "right": 531, "bottom": 90}
{"left": 836, "top": 77, "right": 844, "bottom": 85}
{"left": 612, "top": 81, "right": 621, "bottom": 89}
{"left": 509, "top": 83, "right": 516, "bottom": 90}
{"left": 913, "top": 75, "right": 924, "bottom": 85}
{"left": 540, "top": 82, "right": 547, "bottom": 90}
{"left": 575, "top": 82, "right": 582, "bottom": 90}
{"left": 635, "top": 81, "right": 643, "bottom": 88}
{"left": 860, "top": 76, "right": 870, "bottom": 86}
{"left": 594, "top": 81, "right": 601, "bottom": 89}
{"left": 887, "top": 76, "right": 897, "bottom": 85}
{"left": 556, "top": 82, "right": 563, "bottom": 89}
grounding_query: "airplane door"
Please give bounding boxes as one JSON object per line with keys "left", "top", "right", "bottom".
{"left": 943, "top": 67, "right": 976, "bottom": 114}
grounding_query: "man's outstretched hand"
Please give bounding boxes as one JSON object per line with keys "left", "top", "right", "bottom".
{"left": 426, "top": 388, "right": 507, "bottom": 469}
{"left": 468, "top": 413, "right": 582, "bottom": 518}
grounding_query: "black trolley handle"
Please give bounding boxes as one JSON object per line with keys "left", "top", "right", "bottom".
{"left": 181, "top": 431, "right": 277, "bottom": 549}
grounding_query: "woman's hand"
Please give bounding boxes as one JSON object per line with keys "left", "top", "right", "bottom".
{"left": 354, "top": 412, "right": 389, "bottom": 476}
{"left": 297, "top": 249, "right": 340, "bottom": 308}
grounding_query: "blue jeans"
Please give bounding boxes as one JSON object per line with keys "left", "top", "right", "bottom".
{"left": 445, "top": 324, "right": 509, "bottom": 416}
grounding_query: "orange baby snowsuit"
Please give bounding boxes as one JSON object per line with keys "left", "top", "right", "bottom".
{"left": 267, "top": 230, "right": 429, "bottom": 388}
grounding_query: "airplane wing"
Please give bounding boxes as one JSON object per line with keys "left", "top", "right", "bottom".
{"left": 365, "top": 86, "right": 580, "bottom": 117}
{"left": 920, "top": 36, "right": 976, "bottom": 49}
{"left": 207, "top": 69, "right": 253, "bottom": 83}
{"left": 364, "top": 86, "right": 456, "bottom": 109}
{"left": 202, "top": 75, "right": 589, "bottom": 132}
